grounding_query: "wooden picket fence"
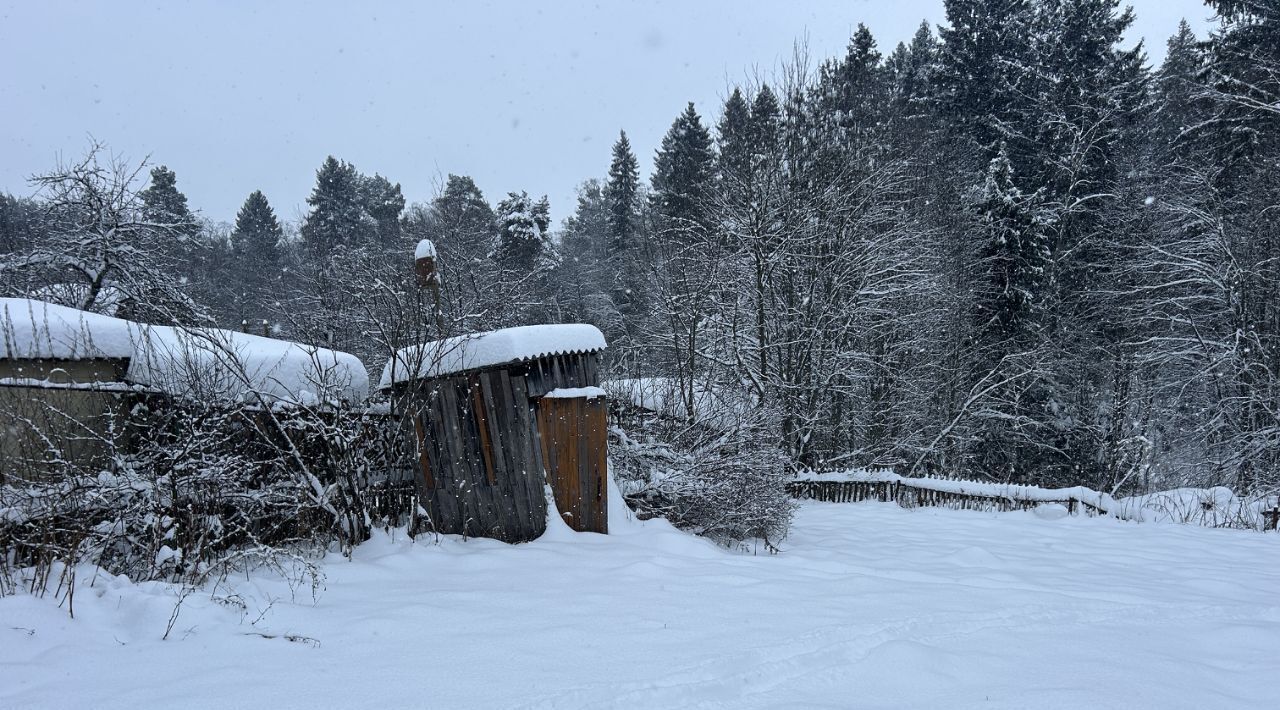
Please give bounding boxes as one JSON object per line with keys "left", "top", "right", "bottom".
{"left": 786, "top": 478, "right": 1112, "bottom": 517}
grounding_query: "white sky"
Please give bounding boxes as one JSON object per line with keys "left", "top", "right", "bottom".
{"left": 1, "top": 1, "right": 1218, "bottom": 226}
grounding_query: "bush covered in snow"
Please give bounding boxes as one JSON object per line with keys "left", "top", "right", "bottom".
{"left": 607, "top": 382, "right": 794, "bottom": 549}
{"left": 1112, "top": 487, "right": 1280, "bottom": 530}
{"left": 0, "top": 391, "right": 406, "bottom": 606}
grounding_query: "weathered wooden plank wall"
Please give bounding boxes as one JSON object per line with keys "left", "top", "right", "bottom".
{"left": 402, "top": 370, "right": 547, "bottom": 542}
{"left": 395, "top": 352, "right": 605, "bottom": 542}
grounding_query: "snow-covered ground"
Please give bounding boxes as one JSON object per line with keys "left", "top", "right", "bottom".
{"left": 3, "top": 497, "right": 1278, "bottom": 709}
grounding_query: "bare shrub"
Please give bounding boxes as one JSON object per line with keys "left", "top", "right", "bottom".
{"left": 607, "top": 379, "right": 794, "bottom": 549}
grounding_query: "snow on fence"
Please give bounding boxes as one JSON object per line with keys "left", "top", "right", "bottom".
{"left": 789, "top": 470, "right": 1117, "bottom": 518}
{"left": 791, "top": 470, "right": 1280, "bottom": 530}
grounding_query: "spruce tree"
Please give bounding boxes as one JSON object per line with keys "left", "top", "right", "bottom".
{"left": 935, "top": 0, "right": 1034, "bottom": 159}
{"left": 833, "top": 24, "right": 886, "bottom": 133}
{"left": 601, "top": 132, "right": 648, "bottom": 326}
{"left": 230, "top": 190, "right": 282, "bottom": 264}
{"left": 604, "top": 131, "right": 640, "bottom": 254}
{"left": 808, "top": 23, "right": 890, "bottom": 175}
{"left": 556, "top": 179, "right": 616, "bottom": 325}
{"left": 970, "top": 145, "right": 1049, "bottom": 481}
{"left": 749, "top": 85, "right": 782, "bottom": 158}
{"left": 714, "top": 87, "right": 755, "bottom": 252}
{"left": 1198, "top": 0, "right": 1280, "bottom": 173}
{"left": 975, "top": 146, "right": 1047, "bottom": 349}
{"left": 361, "top": 173, "right": 406, "bottom": 246}
{"left": 717, "top": 88, "right": 753, "bottom": 188}
{"left": 300, "top": 156, "right": 373, "bottom": 257}
{"left": 562, "top": 179, "right": 610, "bottom": 265}
{"left": 140, "top": 165, "right": 198, "bottom": 237}
{"left": 1026, "top": 0, "right": 1144, "bottom": 189}
{"left": 1190, "top": 0, "right": 1280, "bottom": 490}
{"left": 888, "top": 21, "right": 938, "bottom": 118}
{"left": 651, "top": 102, "right": 715, "bottom": 239}
{"left": 0, "top": 193, "right": 47, "bottom": 255}
{"left": 1151, "top": 21, "right": 1204, "bottom": 160}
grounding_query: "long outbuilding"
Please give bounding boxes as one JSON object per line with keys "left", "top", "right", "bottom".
{"left": 0, "top": 298, "right": 369, "bottom": 480}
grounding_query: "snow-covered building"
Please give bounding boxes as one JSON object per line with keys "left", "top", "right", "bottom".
{"left": 381, "top": 323, "right": 608, "bottom": 542}
{"left": 0, "top": 298, "right": 368, "bottom": 479}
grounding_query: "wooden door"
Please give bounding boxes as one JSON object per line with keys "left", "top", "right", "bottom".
{"left": 535, "top": 394, "right": 608, "bottom": 533}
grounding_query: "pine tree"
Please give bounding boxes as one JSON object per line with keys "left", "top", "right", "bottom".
{"left": 533, "top": 195, "right": 551, "bottom": 235}
{"left": 140, "top": 165, "right": 198, "bottom": 238}
{"left": 300, "top": 156, "right": 374, "bottom": 257}
{"left": 419, "top": 174, "right": 498, "bottom": 261}
{"left": 604, "top": 131, "right": 640, "bottom": 254}
{"left": 651, "top": 102, "right": 715, "bottom": 239}
{"left": 230, "top": 190, "right": 282, "bottom": 264}
{"left": 494, "top": 191, "right": 549, "bottom": 271}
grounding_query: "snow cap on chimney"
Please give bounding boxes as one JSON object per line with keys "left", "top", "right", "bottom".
{"left": 415, "top": 239, "right": 438, "bottom": 288}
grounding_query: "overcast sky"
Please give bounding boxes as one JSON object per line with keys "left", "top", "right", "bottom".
{"left": 2, "top": 1, "right": 1218, "bottom": 227}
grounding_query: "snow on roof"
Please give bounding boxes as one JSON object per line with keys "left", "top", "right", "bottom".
{"left": 1, "top": 298, "right": 136, "bottom": 361}
{"left": 379, "top": 323, "right": 606, "bottom": 388}
{"left": 415, "top": 239, "right": 437, "bottom": 260}
{"left": 543, "top": 386, "right": 607, "bottom": 399}
{"left": 0, "top": 298, "right": 369, "bottom": 405}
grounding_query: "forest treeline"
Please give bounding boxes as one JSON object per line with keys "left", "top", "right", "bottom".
{"left": 1, "top": 0, "right": 1277, "bottom": 495}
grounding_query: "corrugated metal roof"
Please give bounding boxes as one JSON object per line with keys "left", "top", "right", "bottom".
{"left": 379, "top": 324, "right": 606, "bottom": 387}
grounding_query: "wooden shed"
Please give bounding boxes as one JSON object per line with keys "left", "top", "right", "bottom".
{"left": 380, "top": 324, "right": 609, "bottom": 542}
{"left": 0, "top": 298, "right": 369, "bottom": 481}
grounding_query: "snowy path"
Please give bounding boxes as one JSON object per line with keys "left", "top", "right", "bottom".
{"left": 3, "top": 501, "right": 1278, "bottom": 709}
